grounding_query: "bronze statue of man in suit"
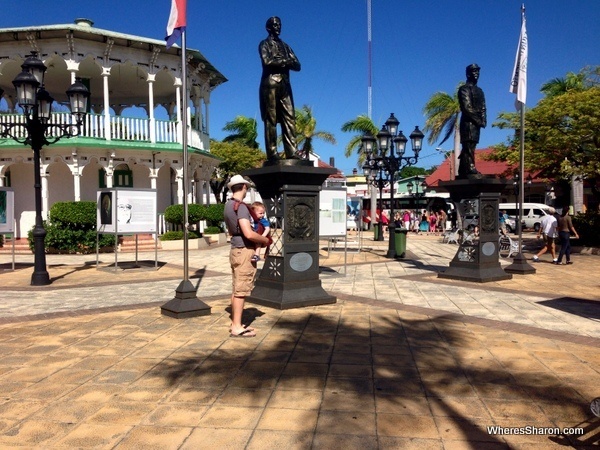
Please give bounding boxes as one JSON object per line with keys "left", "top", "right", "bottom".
{"left": 458, "top": 64, "right": 486, "bottom": 178}
{"left": 259, "top": 16, "right": 301, "bottom": 164}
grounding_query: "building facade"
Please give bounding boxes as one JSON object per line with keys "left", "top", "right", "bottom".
{"left": 0, "top": 19, "right": 226, "bottom": 237}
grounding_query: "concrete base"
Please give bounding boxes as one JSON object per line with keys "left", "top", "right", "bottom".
{"left": 504, "top": 252, "right": 537, "bottom": 274}
{"left": 438, "top": 264, "right": 512, "bottom": 282}
{"left": 161, "top": 279, "right": 212, "bottom": 319}
{"left": 247, "top": 278, "right": 336, "bottom": 310}
{"left": 438, "top": 178, "right": 513, "bottom": 283}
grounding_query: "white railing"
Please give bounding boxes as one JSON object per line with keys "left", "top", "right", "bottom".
{"left": 0, "top": 112, "right": 207, "bottom": 149}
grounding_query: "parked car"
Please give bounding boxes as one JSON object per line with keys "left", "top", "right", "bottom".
{"left": 462, "top": 214, "right": 516, "bottom": 233}
{"left": 499, "top": 203, "right": 550, "bottom": 231}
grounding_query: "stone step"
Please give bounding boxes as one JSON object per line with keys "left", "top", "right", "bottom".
{"left": 0, "top": 238, "right": 31, "bottom": 254}
{"left": 118, "top": 234, "right": 161, "bottom": 252}
{"left": 0, "top": 235, "right": 163, "bottom": 253}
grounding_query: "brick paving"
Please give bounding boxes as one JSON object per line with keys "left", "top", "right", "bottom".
{"left": 0, "top": 232, "right": 598, "bottom": 448}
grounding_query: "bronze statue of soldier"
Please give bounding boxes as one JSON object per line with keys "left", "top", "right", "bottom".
{"left": 458, "top": 64, "right": 486, "bottom": 179}
{"left": 259, "top": 16, "right": 301, "bottom": 164}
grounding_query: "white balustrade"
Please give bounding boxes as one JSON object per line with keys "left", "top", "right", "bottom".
{"left": 0, "top": 112, "right": 208, "bottom": 149}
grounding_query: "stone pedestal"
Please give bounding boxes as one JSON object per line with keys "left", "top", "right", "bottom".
{"left": 243, "top": 163, "right": 337, "bottom": 309}
{"left": 438, "top": 178, "right": 512, "bottom": 283}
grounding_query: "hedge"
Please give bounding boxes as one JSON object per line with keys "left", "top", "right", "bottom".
{"left": 572, "top": 211, "right": 600, "bottom": 247}
{"left": 163, "top": 203, "right": 225, "bottom": 230}
{"left": 160, "top": 230, "right": 202, "bottom": 241}
{"left": 27, "top": 201, "right": 114, "bottom": 254}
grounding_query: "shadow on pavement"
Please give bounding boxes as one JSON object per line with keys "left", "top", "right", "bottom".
{"left": 152, "top": 309, "right": 596, "bottom": 447}
{"left": 539, "top": 297, "right": 600, "bottom": 321}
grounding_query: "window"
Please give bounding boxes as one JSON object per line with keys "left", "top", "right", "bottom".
{"left": 114, "top": 170, "right": 133, "bottom": 188}
{"left": 98, "top": 169, "right": 106, "bottom": 188}
{"left": 98, "top": 168, "right": 134, "bottom": 188}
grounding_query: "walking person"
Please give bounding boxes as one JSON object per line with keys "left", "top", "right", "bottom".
{"left": 556, "top": 206, "right": 579, "bottom": 265}
{"left": 532, "top": 207, "right": 558, "bottom": 263}
{"left": 224, "top": 175, "right": 270, "bottom": 338}
{"left": 419, "top": 210, "right": 429, "bottom": 234}
{"left": 402, "top": 210, "right": 411, "bottom": 230}
{"left": 429, "top": 211, "right": 438, "bottom": 235}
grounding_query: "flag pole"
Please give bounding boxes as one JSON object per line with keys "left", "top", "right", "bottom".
{"left": 161, "top": 1, "right": 212, "bottom": 317}
{"left": 505, "top": 3, "right": 535, "bottom": 275}
{"left": 181, "top": 28, "right": 189, "bottom": 283}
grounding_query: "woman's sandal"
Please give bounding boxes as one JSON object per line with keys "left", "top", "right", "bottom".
{"left": 230, "top": 328, "right": 256, "bottom": 338}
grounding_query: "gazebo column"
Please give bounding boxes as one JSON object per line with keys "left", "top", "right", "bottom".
{"left": 176, "top": 168, "right": 184, "bottom": 205}
{"left": 150, "top": 170, "right": 158, "bottom": 190}
{"left": 174, "top": 79, "right": 182, "bottom": 144}
{"left": 41, "top": 170, "right": 49, "bottom": 221}
{"left": 193, "top": 97, "right": 202, "bottom": 132}
{"left": 71, "top": 150, "right": 81, "bottom": 201}
{"left": 147, "top": 74, "right": 156, "bottom": 143}
{"left": 102, "top": 67, "right": 111, "bottom": 141}
{"left": 105, "top": 152, "right": 115, "bottom": 188}
{"left": 204, "top": 97, "right": 210, "bottom": 135}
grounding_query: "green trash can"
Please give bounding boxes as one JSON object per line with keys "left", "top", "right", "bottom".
{"left": 373, "top": 224, "right": 379, "bottom": 241}
{"left": 394, "top": 227, "right": 408, "bottom": 258}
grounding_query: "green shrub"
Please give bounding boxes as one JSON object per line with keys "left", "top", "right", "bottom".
{"left": 159, "top": 230, "right": 201, "bottom": 241}
{"left": 572, "top": 211, "right": 600, "bottom": 247}
{"left": 163, "top": 203, "right": 225, "bottom": 231}
{"left": 203, "top": 204, "right": 225, "bottom": 226}
{"left": 163, "top": 204, "right": 206, "bottom": 226}
{"left": 203, "top": 226, "right": 222, "bottom": 234}
{"left": 27, "top": 201, "right": 114, "bottom": 254}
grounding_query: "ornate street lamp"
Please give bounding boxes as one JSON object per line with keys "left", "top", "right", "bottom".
{"left": 0, "top": 53, "right": 90, "bottom": 285}
{"left": 407, "top": 178, "right": 427, "bottom": 219}
{"left": 362, "top": 113, "right": 423, "bottom": 258}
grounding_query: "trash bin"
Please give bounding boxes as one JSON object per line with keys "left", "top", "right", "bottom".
{"left": 373, "top": 224, "right": 379, "bottom": 240}
{"left": 394, "top": 227, "right": 408, "bottom": 258}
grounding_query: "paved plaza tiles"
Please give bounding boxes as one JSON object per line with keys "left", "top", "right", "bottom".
{"left": 0, "top": 233, "right": 598, "bottom": 448}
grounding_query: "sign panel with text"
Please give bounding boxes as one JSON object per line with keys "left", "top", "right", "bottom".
{"left": 97, "top": 189, "right": 157, "bottom": 234}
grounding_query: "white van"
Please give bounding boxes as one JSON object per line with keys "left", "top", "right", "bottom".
{"left": 499, "top": 203, "right": 551, "bottom": 231}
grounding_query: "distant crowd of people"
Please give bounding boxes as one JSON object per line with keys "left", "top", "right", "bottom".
{"left": 369, "top": 208, "right": 455, "bottom": 236}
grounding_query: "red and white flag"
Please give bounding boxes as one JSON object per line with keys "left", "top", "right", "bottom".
{"left": 510, "top": 15, "right": 528, "bottom": 108}
{"left": 165, "top": 0, "right": 186, "bottom": 49}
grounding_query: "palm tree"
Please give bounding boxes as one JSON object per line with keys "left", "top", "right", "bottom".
{"left": 341, "top": 115, "right": 379, "bottom": 226}
{"left": 540, "top": 71, "right": 586, "bottom": 98}
{"left": 294, "top": 105, "right": 336, "bottom": 158}
{"left": 422, "top": 85, "right": 462, "bottom": 179}
{"left": 340, "top": 114, "right": 378, "bottom": 166}
{"left": 222, "top": 115, "right": 259, "bottom": 149}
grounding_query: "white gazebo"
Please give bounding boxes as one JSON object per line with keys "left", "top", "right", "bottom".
{"left": 0, "top": 18, "right": 227, "bottom": 237}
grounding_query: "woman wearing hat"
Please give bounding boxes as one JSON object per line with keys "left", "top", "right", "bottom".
{"left": 224, "top": 175, "right": 270, "bottom": 337}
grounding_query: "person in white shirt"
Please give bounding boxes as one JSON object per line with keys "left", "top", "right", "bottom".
{"left": 532, "top": 207, "right": 558, "bottom": 263}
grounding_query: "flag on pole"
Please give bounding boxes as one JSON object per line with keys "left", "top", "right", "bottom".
{"left": 165, "top": 0, "right": 186, "bottom": 49}
{"left": 510, "top": 13, "right": 528, "bottom": 107}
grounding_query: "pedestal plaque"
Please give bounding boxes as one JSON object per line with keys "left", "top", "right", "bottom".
{"left": 243, "top": 164, "right": 337, "bottom": 309}
{"left": 438, "top": 179, "right": 512, "bottom": 283}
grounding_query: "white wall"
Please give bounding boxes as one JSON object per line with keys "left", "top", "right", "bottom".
{"left": 47, "top": 162, "right": 74, "bottom": 206}
{"left": 9, "top": 162, "right": 34, "bottom": 238}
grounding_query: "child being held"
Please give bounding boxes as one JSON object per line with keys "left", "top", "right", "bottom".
{"left": 251, "top": 202, "right": 271, "bottom": 262}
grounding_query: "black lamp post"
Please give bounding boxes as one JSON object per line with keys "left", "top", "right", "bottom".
{"left": 362, "top": 113, "right": 423, "bottom": 258}
{"left": 0, "top": 53, "right": 90, "bottom": 286}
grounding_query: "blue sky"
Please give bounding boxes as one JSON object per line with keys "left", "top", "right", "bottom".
{"left": 3, "top": 1, "right": 598, "bottom": 175}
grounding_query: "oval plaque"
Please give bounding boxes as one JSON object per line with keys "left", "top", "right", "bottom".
{"left": 289, "top": 252, "right": 313, "bottom": 272}
{"left": 482, "top": 241, "right": 495, "bottom": 256}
